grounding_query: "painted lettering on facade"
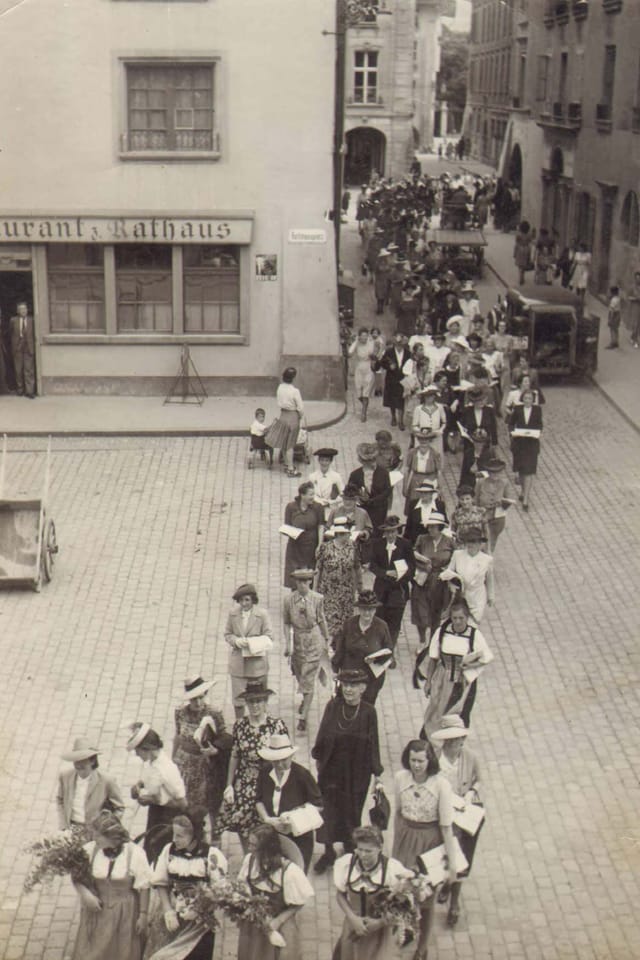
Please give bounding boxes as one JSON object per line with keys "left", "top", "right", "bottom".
{"left": 0, "top": 216, "right": 250, "bottom": 244}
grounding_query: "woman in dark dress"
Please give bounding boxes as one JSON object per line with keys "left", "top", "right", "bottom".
{"left": 510, "top": 389, "right": 543, "bottom": 512}
{"left": 283, "top": 481, "right": 325, "bottom": 588}
{"left": 331, "top": 590, "right": 393, "bottom": 704}
{"left": 311, "top": 669, "right": 383, "bottom": 875}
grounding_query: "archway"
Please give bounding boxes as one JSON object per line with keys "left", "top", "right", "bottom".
{"left": 344, "top": 127, "right": 386, "bottom": 185}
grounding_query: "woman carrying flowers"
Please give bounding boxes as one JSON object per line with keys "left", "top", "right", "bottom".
{"left": 71, "top": 811, "right": 152, "bottom": 960}
{"left": 147, "top": 810, "right": 227, "bottom": 960}
{"left": 333, "top": 825, "right": 413, "bottom": 960}
{"left": 236, "top": 823, "right": 314, "bottom": 959}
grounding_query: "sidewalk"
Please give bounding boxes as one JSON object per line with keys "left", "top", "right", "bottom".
{"left": 482, "top": 225, "right": 640, "bottom": 432}
{"left": 0, "top": 394, "right": 346, "bottom": 436}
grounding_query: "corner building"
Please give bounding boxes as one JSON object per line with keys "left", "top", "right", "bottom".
{"left": 0, "top": 0, "right": 342, "bottom": 398}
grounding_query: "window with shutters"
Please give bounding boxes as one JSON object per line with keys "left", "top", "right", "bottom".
{"left": 354, "top": 50, "right": 379, "bottom": 105}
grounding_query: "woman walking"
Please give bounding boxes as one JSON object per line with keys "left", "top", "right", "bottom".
{"left": 316, "top": 518, "right": 362, "bottom": 639}
{"left": 282, "top": 482, "right": 325, "bottom": 588}
{"left": 513, "top": 221, "right": 533, "bottom": 286}
{"left": 72, "top": 811, "right": 151, "bottom": 960}
{"left": 510, "top": 388, "right": 543, "bottom": 511}
{"left": 349, "top": 328, "right": 377, "bottom": 422}
{"left": 265, "top": 367, "right": 305, "bottom": 478}
{"left": 392, "top": 739, "right": 457, "bottom": 960}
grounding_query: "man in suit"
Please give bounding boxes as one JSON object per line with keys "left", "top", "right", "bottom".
{"left": 375, "top": 332, "right": 412, "bottom": 430}
{"left": 10, "top": 301, "right": 36, "bottom": 397}
{"left": 347, "top": 442, "right": 392, "bottom": 532}
{"left": 370, "top": 515, "right": 416, "bottom": 664}
{"left": 459, "top": 387, "right": 498, "bottom": 489}
{"left": 224, "top": 583, "right": 273, "bottom": 719}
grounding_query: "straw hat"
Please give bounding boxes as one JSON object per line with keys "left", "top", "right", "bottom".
{"left": 413, "top": 427, "right": 438, "bottom": 441}
{"left": 425, "top": 511, "right": 447, "bottom": 527}
{"left": 258, "top": 733, "right": 298, "bottom": 763}
{"left": 379, "top": 514, "right": 403, "bottom": 531}
{"left": 430, "top": 715, "right": 469, "bottom": 741}
{"left": 313, "top": 447, "right": 338, "bottom": 459}
{"left": 446, "top": 316, "right": 464, "bottom": 331}
{"left": 291, "top": 568, "right": 315, "bottom": 581}
{"left": 330, "top": 516, "right": 353, "bottom": 535}
{"left": 356, "top": 442, "right": 379, "bottom": 464}
{"left": 125, "top": 722, "right": 162, "bottom": 752}
{"left": 61, "top": 737, "right": 101, "bottom": 762}
{"left": 178, "top": 676, "right": 216, "bottom": 701}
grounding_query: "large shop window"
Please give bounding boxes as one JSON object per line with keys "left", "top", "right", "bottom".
{"left": 48, "top": 244, "right": 105, "bottom": 333}
{"left": 115, "top": 244, "right": 172, "bottom": 332}
{"left": 125, "top": 62, "right": 216, "bottom": 153}
{"left": 184, "top": 245, "right": 240, "bottom": 333}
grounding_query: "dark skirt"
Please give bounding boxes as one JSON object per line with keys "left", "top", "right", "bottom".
{"left": 512, "top": 436, "right": 539, "bottom": 476}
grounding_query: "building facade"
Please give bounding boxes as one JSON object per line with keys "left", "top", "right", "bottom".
{"left": 343, "top": 0, "right": 446, "bottom": 183}
{"left": 0, "top": 0, "right": 342, "bottom": 398}
{"left": 466, "top": 0, "right": 514, "bottom": 166}
{"left": 502, "top": 0, "right": 640, "bottom": 295}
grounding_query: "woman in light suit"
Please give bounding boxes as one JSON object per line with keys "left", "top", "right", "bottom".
{"left": 224, "top": 583, "right": 273, "bottom": 718}
{"left": 57, "top": 737, "right": 124, "bottom": 830}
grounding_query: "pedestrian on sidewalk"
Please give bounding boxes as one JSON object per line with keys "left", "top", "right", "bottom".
{"left": 513, "top": 222, "right": 534, "bottom": 286}
{"left": 283, "top": 569, "right": 331, "bottom": 732}
{"left": 624, "top": 270, "right": 640, "bottom": 348}
{"left": 606, "top": 286, "right": 622, "bottom": 349}
{"left": 369, "top": 515, "right": 416, "bottom": 661}
{"left": 474, "top": 458, "right": 517, "bottom": 554}
{"left": 570, "top": 243, "right": 591, "bottom": 304}
{"left": 375, "top": 332, "right": 411, "bottom": 430}
{"left": 224, "top": 583, "right": 274, "bottom": 719}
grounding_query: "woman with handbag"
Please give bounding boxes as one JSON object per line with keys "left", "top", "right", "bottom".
{"left": 255, "top": 733, "right": 323, "bottom": 872}
{"left": 431, "top": 715, "right": 483, "bottom": 927}
{"left": 171, "top": 676, "right": 232, "bottom": 841}
{"left": 392, "top": 739, "right": 458, "bottom": 960}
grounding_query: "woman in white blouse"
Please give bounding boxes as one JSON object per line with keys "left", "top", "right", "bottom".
{"left": 266, "top": 367, "right": 305, "bottom": 478}
{"left": 392, "top": 740, "right": 458, "bottom": 960}
{"left": 72, "top": 811, "right": 152, "bottom": 960}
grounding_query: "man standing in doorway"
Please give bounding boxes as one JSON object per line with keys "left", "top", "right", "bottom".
{"left": 10, "top": 301, "right": 36, "bottom": 397}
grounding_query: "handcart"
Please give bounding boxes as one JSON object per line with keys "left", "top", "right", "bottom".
{"left": 0, "top": 435, "right": 59, "bottom": 591}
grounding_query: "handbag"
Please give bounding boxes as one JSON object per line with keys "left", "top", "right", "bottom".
{"left": 369, "top": 785, "right": 391, "bottom": 831}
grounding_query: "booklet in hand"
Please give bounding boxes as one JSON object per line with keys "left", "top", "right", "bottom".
{"left": 364, "top": 647, "right": 394, "bottom": 678}
{"left": 279, "top": 524, "right": 303, "bottom": 540}
{"left": 451, "top": 795, "right": 485, "bottom": 836}
{"left": 418, "top": 837, "right": 469, "bottom": 885}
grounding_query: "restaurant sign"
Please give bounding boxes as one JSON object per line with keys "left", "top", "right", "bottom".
{"left": 0, "top": 215, "right": 253, "bottom": 244}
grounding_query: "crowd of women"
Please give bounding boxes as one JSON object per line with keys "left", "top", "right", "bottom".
{"left": 47, "top": 169, "right": 546, "bottom": 960}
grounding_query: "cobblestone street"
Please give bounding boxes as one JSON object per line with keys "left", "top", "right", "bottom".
{"left": 1, "top": 345, "right": 639, "bottom": 960}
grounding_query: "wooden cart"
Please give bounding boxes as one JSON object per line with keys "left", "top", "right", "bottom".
{"left": 0, "top": 435, "right": 59, "bottom": 591}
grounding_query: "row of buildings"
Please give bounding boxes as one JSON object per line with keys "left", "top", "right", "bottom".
{"left": 466, "top": 0, "right": 640, "bottom": 295}
{"left": 0, "top": 0, "right": 457, "bottom": 401}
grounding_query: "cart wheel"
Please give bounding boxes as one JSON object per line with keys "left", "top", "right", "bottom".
{"left": 41, "top": 519, "right": 58, "bottom": 583}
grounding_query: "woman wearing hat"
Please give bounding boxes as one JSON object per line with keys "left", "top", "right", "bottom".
{"left": 225, "top": 584, "right": 274, "bottom": 720}
{"left": 442, "top": 526, "right": 495, "bottom": 624}
{"left": 316, "top": 517, "right": 362, "bottom": 640}
{"left": 57, "top": 738, "right": 124, "bottom": 830}
{"left": 404, "top": 479, "right": 448, "bottom": 545}
{"left": 71, "top": 810, "right": 152, "bottom": 960}
{"left": 255, "top": 733, "right": 323, "bottom": 872}
{"left": 312, "top": 669, "right": 383, "bottom": 874}
{"left": 148, "top": 809, "right": 227, "bottom": 960}
{"left": 458, "top": 387, "right": 498, "bottom": 489}
{"left": 458, "top": 282, "right": 481, "bottom": 337}
{"left": 347, "top": 443, "right": 392, "bottom": 532}
{"left": 373, "top": 249, "right": 392, "bottom": 315}
{"left": 348, "top": 328, "right": 377, "bottom": 421}
{"left": 171, "top": 677, "right": 232, "bottom": 838}
{"left": 127, "top": 724, "right": 187, "bottom": 866}
{"left": 370, "top": 516, "right": 415, "bottom": 661}
{"left": 308, "top": 447, "right": 344, "bottom": 521}
{"left": 283, "top": 482, "right": 325, "bottom": 589}
{"left": 332, "top": 589, "right": 393, "bottom": 704}
{"left": 374, "top": 333, "right": 412, "bottom": 430}
{"left": 416, "top": 597, "right": 494, "bottom": 737}
{"left": 410, "top": 512, "right": 454, "bottom": 648}
{"left": 392, "top": 739, "right": 457, "bottom": 960}
{"left": 237, "top": 823, "right": 314, "bottom": 959}
{"left": 474, "top": 458, "right": 517, "bottom": 553}
{"left": 431, "top": 715, "right": 483, "bottom": 928}
{"left": 333, "top": 824, "right": 413, "bottom": 960}
{"left": 283, "top": 568, "right": 331, "bottom": 732}
{"left": 411, "top": 385, "right": 446, "bottom": 458}
{"left": 216, "top": 680, "right": 288, "bottom": 851}
{"left": 403, "top": 428, "right": 442, "bottom": 514}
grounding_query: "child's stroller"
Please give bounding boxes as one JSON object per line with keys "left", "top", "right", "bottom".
{"left": 293, "top": 424, "right": 311, "bottom": 465}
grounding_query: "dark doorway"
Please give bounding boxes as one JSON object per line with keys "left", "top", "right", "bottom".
{"left": 0, "top": 271, "right": 35, "bottom": 394}
{"left": 345, "top": 127, "right": 386, "bottom": 185}
{"left": 598, "top": 198, "right": 614, "bottom": 294}
{"left": 508, "top": 144, "right": 523, "bottom": 191}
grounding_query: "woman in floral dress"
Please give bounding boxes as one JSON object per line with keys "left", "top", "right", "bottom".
{"left": 315, "top": 520, "right": 362, "bottom": 639}
{"left": 216, "top": 680, "right": 288, "bottom": 851}
{"left": 172, "top": 676, "right": 232, "bottom": 840}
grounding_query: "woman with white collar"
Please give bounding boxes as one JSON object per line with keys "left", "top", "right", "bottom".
{"left": 431, "top": 715, "right": 483, "bottom": 928}
{"left": 126, "top": 723, "right": 187, "bottom": 866}
{"left": 308, "top": 447, "right": 344, "bottom": 520}
{"left": 57, "top": 737, "right": 124, "bottom": 830}
{"left": 411, "top": 385, "right": 446, "bottom": 458}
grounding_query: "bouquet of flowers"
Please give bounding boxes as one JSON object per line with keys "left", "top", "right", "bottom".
{"left": 177, "top": 877, "right": 286, "bottom": 948}
{"left": 23, "top": 829, "right": 97, "bottom": 896}
{"left": 366, "top": 871, "right": 433, "bottom": 947}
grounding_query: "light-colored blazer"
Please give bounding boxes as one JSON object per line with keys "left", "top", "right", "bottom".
{"left": 224, "top": 605, "right": 273, "bottom": 679}
{"left": 57, "top": 768, "right": 125, "bottom": 829}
